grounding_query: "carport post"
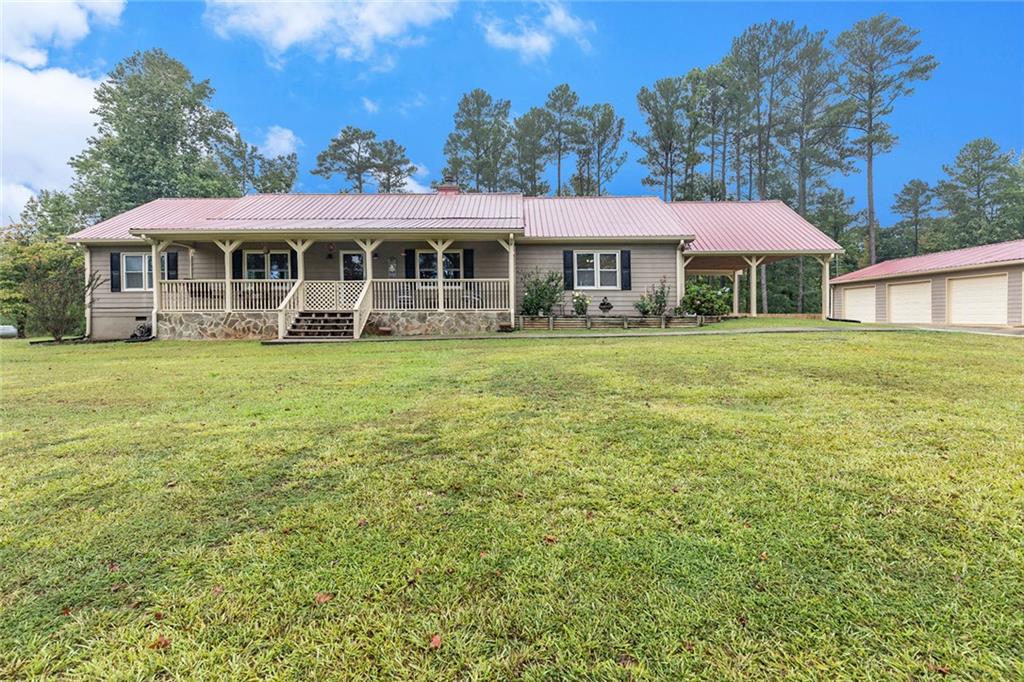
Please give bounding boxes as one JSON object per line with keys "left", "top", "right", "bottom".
{"left": 732, "top": 271, "right": 741, "bottom": 316}
{"left": 816, "top": 255, "right": 832, "bottom": 320}
{"left": 742, "top": 256, "right": 765, "bottom": 317}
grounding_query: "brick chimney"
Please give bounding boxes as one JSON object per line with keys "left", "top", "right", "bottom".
{"left": 436, "top": 182, "right": 461, "bottom": 195}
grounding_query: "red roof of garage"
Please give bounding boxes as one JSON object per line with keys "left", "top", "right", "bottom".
{"left": 832, "top": 239, "right": 1024, "bottom": 283}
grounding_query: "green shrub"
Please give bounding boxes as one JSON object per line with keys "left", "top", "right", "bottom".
{"left": 633, "top": 277, "right": 670, "bottom": 316}
{"left": 571, "top": 291, "right": 591, "bottom": 316}
{"left": 676, "top": 280, "right": 731, "bottom": 316}
{"left": 520, "top": 269, "right": 564, "bottom": 316}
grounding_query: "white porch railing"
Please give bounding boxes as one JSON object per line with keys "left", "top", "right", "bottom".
{"left": 160, "top": 280, "right": 226, "bottom": 311}
{"left": 232, "top": 279, "right": 297, "bottom": 311}
{"left": 352, "top": 281, "right": 372, "bottom": 339}
{"left": 372, "top": 278, "right": 509, "bottom": 311}
{"left": 276, "top": 279, "right": 304, "bottom": 339}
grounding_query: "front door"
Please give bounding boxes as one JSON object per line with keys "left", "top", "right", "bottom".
{"left": 341, "top": 252, "right": 365, "bottom": 281}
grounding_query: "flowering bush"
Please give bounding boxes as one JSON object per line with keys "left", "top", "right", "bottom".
{"left": 676, "top": 281, "right": 731, "bottom": 316}
{"left": 633, "top": 277, "right": 670, "bottom": 316}
{"left": 571, "top": 291, "right": 591, "bottom": 316}
{"left": 521, "top": 269, "right": 564, "bottom": 315}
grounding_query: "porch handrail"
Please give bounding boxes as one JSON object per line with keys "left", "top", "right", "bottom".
{"left": 160, "top": 280, "right": 226, "bottom": 312}
{"left": 372, "top": 278, "right": 509, "bottom": 311}
{"left": 276, "top": 280, "right": 304, "bottom": 340}
{"left": 352, "top": 280, "right": 372, "bottom": 339}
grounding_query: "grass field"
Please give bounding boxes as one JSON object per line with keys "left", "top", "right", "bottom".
{"left": 1, "top": 331, "right": 1022, "bottom": 679}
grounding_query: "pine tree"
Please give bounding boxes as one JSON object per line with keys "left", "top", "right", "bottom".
{"left": 442, "top": 89, "right": 512, "bottom": 192}
{"left": 836, "top": 14, "right": 937, "bottom": 263}
{"left": 631, "top": 77, "right": 687, "bottom": 201}
{"left": 370, "top": 139, "right": 416, "bottom": 193}
{"left": 543, "top": 84, "right": 582, "bottom": 195}
{"left": 311, "top": 126, "right": 378, "bottom": 193}
{"left": 509, "top": 107, "right": 553, "bottom": 196}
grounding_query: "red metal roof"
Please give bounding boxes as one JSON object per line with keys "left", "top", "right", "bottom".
{"left": 523, "top": 196, "right": 691, "bottom": 238}
{"left": 671, "top": 200, "right": 842, "bottom": 253}
{"left": 67, "top": 198, "right": 238, "bottom": 241}
{"left": 832, "top": 239, "right": 1024, "bottom": 283}
{"left": 66, "top": 193, "right": 843, "bottom": 254}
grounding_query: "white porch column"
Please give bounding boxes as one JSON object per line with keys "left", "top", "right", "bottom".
{"left": 150, "top": 239, "right": 169, "bottom": 336}
{"left": 499, "top": 234, "right": 516, "bottom": 325}
{"left": 355, "top": 239, "right": 382, "bottom": 309}
{"left": 733, "top": 270, "right": 741, "bottom": 316}
{"left": 427, "top": 239, "right": 453, "bottom": 312}
{"left": 215, "top": 240, "right": 241, "bottom": 312}
{"left": 286, "top": 239, "right": 315, "bottom": 311}
{"left": 678, "top": 255, "right": 694, "bottom": 303}
{"left": 83, "top": 245, "right": 92, "bottom": 338}
{"left": 816, "top": 255, "right": 833, "bottom": 320}
{"left": 743, "top": 256, "right": 765, "bottom": 317}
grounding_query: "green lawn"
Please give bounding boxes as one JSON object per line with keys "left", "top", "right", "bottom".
{"left": 1, "top": 332, "right": 1022, "bottom": 679}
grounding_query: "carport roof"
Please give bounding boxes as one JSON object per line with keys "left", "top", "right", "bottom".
{"left": 832, "top": 239, "right": 1024, "bottom": 283}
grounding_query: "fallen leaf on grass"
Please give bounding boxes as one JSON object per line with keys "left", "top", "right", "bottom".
{"left": 543, "top": 535, "right": 557, "bottom": 545}
{"left": 211, "top": 585, "right": 224, "bottom": 596}
{"left": 315, "top": 592, "right": 334, "bottom": 605}
{"left": 737, "top": 615, "right": 748, "bottom": 627}
{"left": 478, "top": 551, "right": 488, "bottom": 559}
{"left": 149, "top": 635, "right": 171, "bottom": 650}
{"left": 429, "top": 634, "right": 442, "bottom": 649}
{"left": 356, "top": 518, "right": 368, "bottom": 528}
{"left": 927, "top": 663, "right": 951, "bottom": 675}
{"left": 165, "top": 481, "right": 177, "bottom": 488}
{"left": 154, "top": 611, "right": 164, "bottom": 621}
{"left": 107, "top": 561, "right": 120, "bottom": 573}
{"left": 60, "top": 607, "right": 71, "bottom": 616}
{"left": 758, "top": 551, "right": 768, "bottom": 561}
{"left": 618, "top": 654, "right": 637, "bottom": 668}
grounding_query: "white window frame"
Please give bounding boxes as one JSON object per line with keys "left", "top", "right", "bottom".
{"left": 121, "top": 252, "right": 167, "bottom": 291}
{"left": 415, "top": 248, "right": 463, "bottom": 286}
{"left": 574, "top": 250, "right": 620, "bottom": 290}
{"left": 243, "top": 249, "right": 292, "bottom": 280}
{"left": 338, "top": 250, "right": 367, "bottom": 281}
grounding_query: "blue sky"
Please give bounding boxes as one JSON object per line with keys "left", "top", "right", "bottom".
{"left": 3, "top": 1, "right": 1022, "bottom": 225}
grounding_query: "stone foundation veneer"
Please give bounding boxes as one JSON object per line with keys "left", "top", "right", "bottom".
{"left": 366, "top": 311, "right": 507, "bottom": 336}
{"left": 158, "top": 312, "right": 279, "bottom": 340}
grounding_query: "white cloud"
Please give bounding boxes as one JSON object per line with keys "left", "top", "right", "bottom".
{"left": 0, "top": 3, "right": 124, "bottom": 223}
{"left": 400, "top": 164, "right": 431, "bottom": 193}
{"left": 1, "top": 0, "right": 124, "bottom": 68}
{"left": 479, "top": 1, "right": 593, "bottom": 63}
{"left": 398, "top": 91, "right": 428, "bottom": 117}
{"left": 361, "top": 97, "right": 380, "bottom": 114}
{"left": 260, "top": 125, "right": 301, "bottom": 157}
{"left": 204, "top": 0, "right": 455, "bottom": 66}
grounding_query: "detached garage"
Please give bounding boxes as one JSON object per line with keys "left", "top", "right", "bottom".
{"left": 831, "top": 239, "right": 1023, "bottom": 327}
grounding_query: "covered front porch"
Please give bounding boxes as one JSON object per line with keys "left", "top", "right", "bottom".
{"left": 148, "top": 235, "right": 517, "bottom": 340}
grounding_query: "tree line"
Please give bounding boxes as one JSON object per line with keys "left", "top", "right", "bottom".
{"left": 3, "top": 14, "right": 1023, "bottom": 335}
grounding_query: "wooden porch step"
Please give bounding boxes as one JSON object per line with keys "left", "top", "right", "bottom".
{"left": 285, "top": 310, "right": 356, "bottom": 340}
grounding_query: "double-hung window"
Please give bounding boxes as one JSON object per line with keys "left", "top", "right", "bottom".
{"left": 122, "top": 253, "right": 167, "bottom": 291}
{"left": 574, "top": 251, "right": 620, "bottom": 289}
{"left": 244, "top": 250, "right": 292, "bottom": 280}
{"left": 416, "top": 250, "right": 462, "bottom": 284}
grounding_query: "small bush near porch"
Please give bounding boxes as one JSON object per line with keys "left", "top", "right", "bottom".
{"left": 1, "top": 333, "right": 1022, "bottom": 678}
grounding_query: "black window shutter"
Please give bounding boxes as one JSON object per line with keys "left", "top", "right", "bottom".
{"left": 109, "top": 252, "right": 121, "bottom": 292}
{"left": 404, "top": 249, "right": 416, "bottom": 278}
{"left": 166, "top": 252, "right": 178, "bottom": 280}
{"left": 232, "top": 250, "right": 243, "bottom": 279}
{"left": 463, "top": 249, "right": 474, "bottom": 278}
{"left": 289, "top": 249, "right": 298, "bottom": 278}
{"left": 620, "top": 250, "right": 631, "bottom": 290}
{"left": 562, "top": 250, "right": 574, "bottom": 290}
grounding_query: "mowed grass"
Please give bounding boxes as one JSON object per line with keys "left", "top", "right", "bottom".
{"left": 1, "top": 331, "right": 1022, "bottom": 679}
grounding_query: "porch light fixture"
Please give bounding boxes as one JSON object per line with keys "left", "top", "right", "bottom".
{"left": 326, "top": 243, "right": 336, "bottom": 259}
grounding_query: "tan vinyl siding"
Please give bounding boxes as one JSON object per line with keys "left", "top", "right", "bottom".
{"left": 515, "top": 243, "right": 678, "bottom": 314}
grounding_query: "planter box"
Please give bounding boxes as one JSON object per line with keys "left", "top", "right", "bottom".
{"left": 518, "top": 315, "right": 702, "bottom": 330}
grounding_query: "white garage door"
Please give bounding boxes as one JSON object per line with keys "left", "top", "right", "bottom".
{"left": 844, "top": 286, "right": 876, "bottom": 322}
{"left": 888, "top": 281, "right": 932, "bottom": 323}
{"left": 948, "top": 274, "right": 1008, "bottom": 326}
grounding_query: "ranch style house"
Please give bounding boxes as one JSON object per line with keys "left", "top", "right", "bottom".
{"left": 66, "top": 187, "right": 844, "bottom": 341}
